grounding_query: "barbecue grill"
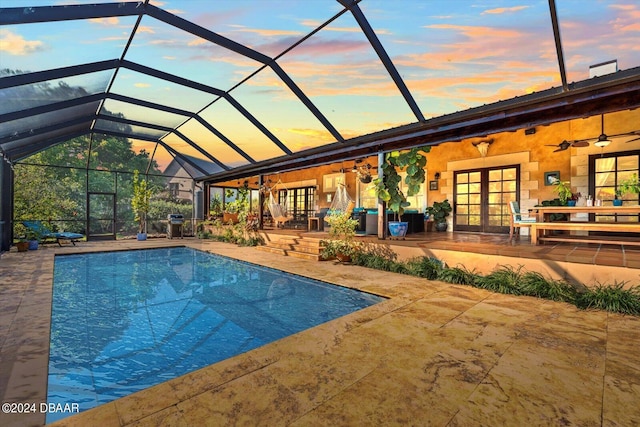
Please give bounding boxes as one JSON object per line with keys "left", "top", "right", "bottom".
{"left": 167, "top": 214, "right": 184, "bottom": 239}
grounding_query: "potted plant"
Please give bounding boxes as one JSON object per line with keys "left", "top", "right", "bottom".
{"left": 615, "top": 173, "right": 640, "bottom": 206}
{"left": 26, "top": 227, "right": 41, "bottom": 250}
{"left": 425, "top": 199, "right": 452, "bottom": 232}
{"left": 373, "top": 146, "right": 430, "bottom": 238}
{"left": 223, "top": 188, "right": 249, "bottom": 224}
{"left": 320, "top": 211, "right": 361, "bottom": 262}
{"left": 568, "top": 192, "right": 582, "bottom": 207}
{"left": 553, "top": 180, "right": 574, "bottom": 205}
{"left": 13, "top": 223, "right": 30, "bottom": 252}
{"left": 131, "top": 170, "right": 153, "bottom": 240}
{"left": 210, "top": 194, "right": 223, "bottom": 219}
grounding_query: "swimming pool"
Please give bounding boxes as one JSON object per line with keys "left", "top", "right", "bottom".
{"left": 47, "top": 247, "right": 383, "bottom": 422}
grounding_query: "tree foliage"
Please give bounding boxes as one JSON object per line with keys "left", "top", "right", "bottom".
{"left": 13, "top": 134, "right": 163, "bottom": 234}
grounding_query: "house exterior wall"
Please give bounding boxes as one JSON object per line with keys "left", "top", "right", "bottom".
{"left": 211, "top": 110, "right": 640, "bottom": 232}
{"left": 167, "top": 167, "right": 196, "bottom": 202}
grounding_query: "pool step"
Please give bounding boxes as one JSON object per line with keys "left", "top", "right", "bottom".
{"left": 256, "top": 235, "right": 324, "bottom": 261}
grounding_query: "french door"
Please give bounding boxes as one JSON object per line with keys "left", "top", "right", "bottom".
{"left": 279, "top": 186, "right": 317, "bottom": 222}
{"left": 454, "top": 165, "right": 519, "bottom": 233}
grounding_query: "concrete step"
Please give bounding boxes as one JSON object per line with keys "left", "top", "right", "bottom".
{"left": 256, "top": 235, "right": 326, "bottom": 260}
{"left": 255, "top": 245, "right": 287, "bottom": 256}
{"left": 286, "top": 250, "right": 322, "bottom": 261}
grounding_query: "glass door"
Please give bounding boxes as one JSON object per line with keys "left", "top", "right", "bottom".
{"left": 88, "top": 192, "right": 116, "bottom": 240}
{"left": 454, "top": 165, "right": 518, "bottom": 233}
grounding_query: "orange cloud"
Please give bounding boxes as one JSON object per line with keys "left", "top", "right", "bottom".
{"left": 228, "top": 25, "right": 302, "bottom": 37}
{"left": 137, "top": 26, "right": 155, "bottom": 34}
{"left": 0, "top": 29, "right": 44, "bottom": 55}
{"left": 482, "top": 6, "right": 530, "bottom": 15}
{"left": 287, "top": 128, "right": 334, "bottom": 141}
{"left": 89, "top": 17, "right": 120, "bottom": 26}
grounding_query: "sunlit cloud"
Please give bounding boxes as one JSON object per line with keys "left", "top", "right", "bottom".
{"left": 0, "top": 29, "right": 44, "bottom": 55}
{"left": 188, "top": 38, "right": 208, "bottom": 46}
{"left": 137, "top": 26, "right": 155, "bottom": 34}
{"left": 425, "top": 24, "right": 522, "bottom": 40}
{"left": 482, "top": 6, "right": 529, "bottom": 15}
{"left": 134, "top": 83, "right": 151, "bottom": 88}
{"left": 268, "top": 37, "right": 370, "bottom": 59}
{"left": 324, "top": 25, "right": 367, "bottom": 33}
{"left": 299, "top": 19, "right": 385, "bottom": 34}
{"left": 287, "top": 128, "right": 334, "bottom": 141}
{"left": 228, "top": 24, "right": 302, "bottom": 37}
{"left": 89, "top": 17, "right": 120, "bottom": 26}
{"left": 100, "top": 36, "right": 129, "bottom": 41}
{"left": 163, "top": 56, "right": 177, "bottom": 60}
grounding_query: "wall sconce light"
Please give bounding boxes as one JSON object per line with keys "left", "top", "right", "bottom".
{"left": 434, "top": 172, "right": 441, "bottom": 180}
{"left": 472, "top": 139, "right": 493, "bottom": 157}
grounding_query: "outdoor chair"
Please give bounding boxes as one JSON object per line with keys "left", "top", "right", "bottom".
{"left": 508, "top": 201, "right": 536, "bottom": 241}
{"left": 22, "top": 220, "right": 84, "bottom": 246}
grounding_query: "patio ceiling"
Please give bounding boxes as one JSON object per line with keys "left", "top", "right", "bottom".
{"left": 1, "top": 0, "right": 640, "bottom": 182}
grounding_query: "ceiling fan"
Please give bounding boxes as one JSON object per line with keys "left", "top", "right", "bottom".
{"left": 548, "top": 114, "right": 640, "bottom": 152}
{"left": 546, "top": 139, "right": 589, "bottom": 152}
{"left": 624, "top": 131, "right": 640, "bottom": 144}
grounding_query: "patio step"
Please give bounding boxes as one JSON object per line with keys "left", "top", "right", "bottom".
{"left": 256, "top": 235, "right": 324, "bottom": 261}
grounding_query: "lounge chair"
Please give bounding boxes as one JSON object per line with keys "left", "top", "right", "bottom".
{"left": 22, "top": 220, "right": 84, "bottom": 246}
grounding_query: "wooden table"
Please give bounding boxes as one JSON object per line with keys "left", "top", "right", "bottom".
{"left": 532, "top": 205, "right": 640, "bottom": 221}
{"left": 529, "top": 205, "right": 640, "bottom": 245}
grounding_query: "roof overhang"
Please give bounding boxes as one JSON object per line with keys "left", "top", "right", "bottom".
{"left": 200, "top": 66, "right": 640, "bottom": 184}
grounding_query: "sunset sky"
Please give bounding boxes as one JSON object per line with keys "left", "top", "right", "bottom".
{"left": 2, "top": 0, "right": 639, "bottom": 172}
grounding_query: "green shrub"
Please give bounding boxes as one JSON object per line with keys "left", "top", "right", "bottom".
{"left": 519, "top": 271, "right": 577, "bottom": 303}
{"left": 404, "top": 256, "right": 444, "bottom": 279}
{"left": 438, "top": 265, "right": 481, "bottom": 286}
{"left": 351, "top": 243, "right": 403, "bottom": 272}
{"left": 575, "top": 282, "right": 640, "bottom": 315}
{"left": 476, "top": 265, "right": 523, "bottom": 295}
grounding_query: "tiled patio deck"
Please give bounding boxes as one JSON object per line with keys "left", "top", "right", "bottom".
{"left": 1, "top": 235, "right": 639, "bottom": 426}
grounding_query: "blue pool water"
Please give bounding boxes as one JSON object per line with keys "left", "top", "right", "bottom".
{"left": 47, "top": 247, "right": 383, "bottom": 422}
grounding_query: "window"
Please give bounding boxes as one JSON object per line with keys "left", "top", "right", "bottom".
{"left": 590, "top": 151, "right": 640, "bottom": 222}
{"left": 169, "top": 182, "right": 180, "bottom": 197}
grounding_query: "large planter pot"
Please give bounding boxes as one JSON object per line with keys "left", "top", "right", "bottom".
{"left": 137, "top": 232, "right": 147, "bottom": 241}
{"left": 16, "top": 241, "right": 29, "bottom": 252}
{"left": 388, "top": 221, "right": 408, "bottom": 239}
{"left": 336, "top": 252, "right": 352, "bottom": 263}
{"left": 434, "top": 221, "right": 448, "bottom": 232}
{"left": 223, "top": 212, "right": 239, "bottom": 224}
{"left": 28, "top": 240, "right": 39, "bottom": 250}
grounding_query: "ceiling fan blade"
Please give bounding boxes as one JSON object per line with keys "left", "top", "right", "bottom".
{"left": 553, "top": 146, "right": 568, "bottom": 152}
{"left": 571, "top": 141, "right": 590, "bottom": 147}
{"left": 627, "top": 137, "right": 640, "bottom": 143}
